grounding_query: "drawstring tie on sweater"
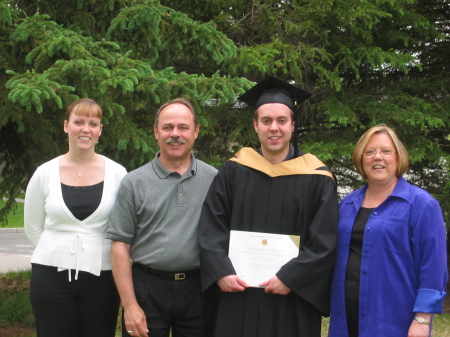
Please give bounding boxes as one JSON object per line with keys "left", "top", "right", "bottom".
{"left": 69, "top": 234, "right": 85, "bottom": 281}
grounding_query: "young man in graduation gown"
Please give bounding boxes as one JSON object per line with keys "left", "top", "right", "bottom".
{"left": 199, "top": 76, "right": 339, "bottom": 337}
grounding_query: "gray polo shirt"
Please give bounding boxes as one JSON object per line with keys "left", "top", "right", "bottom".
{"left": 107, "top": 152, "right": 217, "bottom": 271}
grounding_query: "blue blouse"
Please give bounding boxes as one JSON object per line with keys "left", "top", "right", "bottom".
{"left": 329, "top": 177, "right": 447, "bottom": 337}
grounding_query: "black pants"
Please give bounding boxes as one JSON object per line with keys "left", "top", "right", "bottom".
{"left": 30, "top": 264, "right": 120, "bottom": 337}
{"left": 125, "top": 264, "right": 204, "bottom": 337}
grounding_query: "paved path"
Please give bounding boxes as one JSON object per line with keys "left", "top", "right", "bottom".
{"left": 0, "top": 230, "right": 33, "bottom": 273}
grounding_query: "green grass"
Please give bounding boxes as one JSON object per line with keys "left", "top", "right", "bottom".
{"left": 434, "top": 314, "right": 450, "bottom": 337}
{"left": 0, "top": 270, "right": 34, "bottom": 329}
{"left": 0, "top": 200, "right": 24, "bottom": 228}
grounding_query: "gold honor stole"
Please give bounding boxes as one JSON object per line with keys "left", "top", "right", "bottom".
{"left": 228, "top": 147, "right": 336, "bottom": 184}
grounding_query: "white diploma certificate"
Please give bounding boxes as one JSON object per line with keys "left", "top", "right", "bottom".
{"left": 228, "top": 230, "right": 300, "bottom": 288}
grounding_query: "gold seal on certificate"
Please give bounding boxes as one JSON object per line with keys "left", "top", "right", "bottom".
{"left": 228, "top": 230, "right": 300, "bottom": 288}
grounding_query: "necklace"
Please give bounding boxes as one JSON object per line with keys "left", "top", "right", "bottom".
{"left": 73, "top": 167, "right": 83, "bottom": 177}
{"left": 72, "top": 163, "right": 90, "bottom": 177}
{"left": 65, "top": 153, "right": 95, "bottom": 177}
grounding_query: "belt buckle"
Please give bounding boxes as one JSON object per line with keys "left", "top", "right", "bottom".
{"left": 175, "top": 273, "right": 186, "bottom": 280}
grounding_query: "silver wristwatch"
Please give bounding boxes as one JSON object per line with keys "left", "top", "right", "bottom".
{"left": 414, "top": 316, "right": 430, "bottom": 325}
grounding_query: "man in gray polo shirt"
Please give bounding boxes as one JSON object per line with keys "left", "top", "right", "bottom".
{"left": 107, "top": 98, "right": 217, "bottom": 337}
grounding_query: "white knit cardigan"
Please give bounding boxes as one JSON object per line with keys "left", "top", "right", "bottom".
{"left": 25, "top": 155, "right": 127, "bottom": 280}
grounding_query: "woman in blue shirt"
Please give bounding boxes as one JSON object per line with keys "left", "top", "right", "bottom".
{"left": 329, "top": 124, "right": 447, "bottom": 337}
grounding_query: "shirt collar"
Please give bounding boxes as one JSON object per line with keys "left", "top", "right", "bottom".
{"left": 345, "top": 176, "right": 410, "bottom": 206}
{"left": 151, "top": 152, "right": 197, "bottom": 179}
{"left": 389, "top": 176, "right": 410, "bottom": 202}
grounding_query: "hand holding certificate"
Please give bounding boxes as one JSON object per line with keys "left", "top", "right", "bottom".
{"left": 228, "top": 230, "right": 300, "bottom": 288}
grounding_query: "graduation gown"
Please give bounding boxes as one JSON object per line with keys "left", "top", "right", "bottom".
{"left": 199, "top": 148, "right": 339, "bottom": 337}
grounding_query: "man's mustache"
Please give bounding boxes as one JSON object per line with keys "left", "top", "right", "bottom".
{"left": 165, "top": 137, "right": 187, "bottom": 144}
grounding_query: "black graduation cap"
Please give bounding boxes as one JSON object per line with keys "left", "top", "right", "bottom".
{"left": 238, "top": 75, "right": 313, "bottom": 156}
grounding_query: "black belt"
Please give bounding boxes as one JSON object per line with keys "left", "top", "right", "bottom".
{"left": 134, "top": 263, "right": 199, "bottom": 281}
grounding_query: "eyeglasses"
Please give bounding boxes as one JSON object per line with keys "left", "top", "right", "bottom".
{"left": 362, "top": 149, "right": 396, "bottom": 158}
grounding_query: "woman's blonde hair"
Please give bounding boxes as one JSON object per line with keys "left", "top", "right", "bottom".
{"left": 352, "top": 124, "right": 409, "bottom": 179}
{"left": 66, "top": 98, "right": 102, "bottom": 121}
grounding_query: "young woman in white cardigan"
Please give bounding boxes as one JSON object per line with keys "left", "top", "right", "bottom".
{"left": 25, "top": 98, "right": 127, "bottom": 337}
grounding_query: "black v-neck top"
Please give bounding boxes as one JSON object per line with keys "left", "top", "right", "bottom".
{"left": 61, "top": 181, "right": 104, "bottom": 221}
